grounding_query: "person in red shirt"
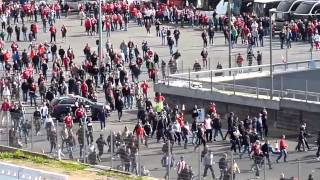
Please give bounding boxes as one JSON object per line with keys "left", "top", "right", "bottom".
{"left": 208, "top": 102, "right": 216, "bottom": 115}
{"left": 140, "top": 80, "right": 149, "bottom": 98}
{"left": 1, "top": 98, "right": 10, "bottom": 127}
{"left": 75, "top": 104, "right": 86, "bottom": 122}
{"left": 133, "top": 122, "right": 146, "bottom": 144}
{"left": 276, "top": 135, "right": 288, "bottom": 163}
{"left": 63, "top": 56, "right": 70, "bottom": 71}
{"left": 155, "top": 92, "right": 165, "bottom": 103}
{"left": 236, "top": 53, "right": 244, "bottom": 68}
{"left": 49, "top": 24, "right": 57, "bottom": 43}
{"left": 84, "top": 17, "right": 92, "bottom": 35}
{"left": 64, "top": 113, "right": 73, "bottom": 130}
{"left": 81, "top": 81, "right": 88, "bottom": 97}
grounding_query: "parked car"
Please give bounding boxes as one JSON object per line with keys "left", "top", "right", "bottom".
{"left": 51, "top": 95, "right": 107, "bottom": 121}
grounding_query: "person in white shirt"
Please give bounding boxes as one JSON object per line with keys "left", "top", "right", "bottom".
{"left": 173, "top": 121, "right": 181, "bottom": 145}
{"left": 204, "top": 114, "right": 213, "bottom": 142}
{"left": 176, "top": 156, "right": 187, "bottom": 175}
{"left": 40, "top": 103, "right": 48, "bottom": 124}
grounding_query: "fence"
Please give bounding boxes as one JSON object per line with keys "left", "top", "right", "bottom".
{"left": 163, "top": 59, "right": 320, "bottom": 102}
{"left": 102, "top": 133, "right": 320, "bottom": 180}
{"left": 1, "top": 118, "right": 319, "bottom": 180}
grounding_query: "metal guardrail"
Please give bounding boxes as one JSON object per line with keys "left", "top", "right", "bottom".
{"left": 169, "top": 59, "right": 320, "bottom": 78}
{"left": 163, "top": 59, "right": 320, "bottom": 102}
{"left": 0, "top": 162, "right": 68, "bottom": 180}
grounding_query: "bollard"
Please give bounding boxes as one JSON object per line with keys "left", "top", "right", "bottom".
{"left": 210, "top": 71, "right": 213, "bottom": 93}
{"left": 167, "top": 140, "right": 171, "bottom": 180}
{"left": 110, "top": 130, "right": 114, "bottom": 168}
{"left": 31, "top": 117, "right": 34, "bottom": 151}
{"left": 188, "top": 68, "right": 191, "bottom": 88}
{"left": 82, "top": 119, "right": 87, "bottom": 163}
{"left": 56, "top": 120, "right": 59, "bottom": 150}
{"left": 305, "top": 80, "right": 308, "bottom": 102}
{"left": 198, "top": 145, "right": 201, "bottom": 180}
{"left": 264, "top": 156, "right": 266, "bottom": 180}
{"left": 257, "top": 77, "right": 259, "bottom": 99}
{"left": 7, "top": 112, "right": 9, "bottom": 146}
{"left": 298, "top": 160, "right": 301, "bottom": 180}
{"left": 233, "top": 74, "right": 236, "bottom": 95}
{"left": 138, "top": 136, "right": 142, "bottom": 176}
{"left": 231, "top": 151, "right": 234, "bottom": 180}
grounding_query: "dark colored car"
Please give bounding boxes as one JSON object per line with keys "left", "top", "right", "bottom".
{"left": 51, "top": 95, "right": 105, "bottom": 121}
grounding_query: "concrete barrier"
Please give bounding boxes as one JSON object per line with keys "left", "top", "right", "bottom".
{"left": 0, "top": 162, "right": 68, "bottom": 180}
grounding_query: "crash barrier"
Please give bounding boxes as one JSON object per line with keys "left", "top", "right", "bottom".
{"left": 0, "top": 162, "right": 68, "bottom": 180}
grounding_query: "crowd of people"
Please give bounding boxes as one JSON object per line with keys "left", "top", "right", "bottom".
{"left": 0, "top": 0, "right": 318, "bottom": 180}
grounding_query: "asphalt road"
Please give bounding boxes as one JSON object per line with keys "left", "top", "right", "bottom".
{"left": 0, "top": 14, "right": 319, "bottom": 180}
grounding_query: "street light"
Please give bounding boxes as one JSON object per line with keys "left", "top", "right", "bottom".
{"left": 269, "top": 8, "right": 276, "bottom": 100}
{"left": 228, "top": 0, "right": 232, "bottom": 75}
{"left": 98, "top": 0, "right": 103, "bottom": 62}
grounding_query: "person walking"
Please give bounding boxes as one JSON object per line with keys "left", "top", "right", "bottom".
{"left": 76, "top": 123, "right": 85, "bottom": 158}
{"left": 204, "top": 114, "right": 212, "bottom": 142}
{"left": 96, "top": 134, "right": 107, "bottom": 162}
{"left": 203, "top": 151, "right": 216, "bottom": 179}
{"left": 256, "top": 51, "right": 262, "bottom": 71}
{"left": 201, "top": 30, "right": 208, "bottom": 47}
{"left": 1, "top": 98, "right": 10, "bottom": 128}
{"left": 176, "top": 156, "right": 187, "bottom": 178}
{"left": 276, "top": 135, "right": 288, "bottom": 163}
{"left": 49, "top": 24, "right": 57, "bottom": 43}
{"left": 115, "top": 96, "right": 124, "bottom": 122}
{"left": 49, "top": 128, "right": 57, "bottom": 153}
{"left": 236, "top": 53, "right": 244, "bottom": 69}
{"left": 212, "top": 114, "right": 223, "bottom": 141}
{"left": 173, "top": 28, "right": 180, "bottom": 47}
{"left": 201, "top": 48, "right": 208, "bottom": 69}
{"left": 61, "top": 25, "right": 67, "bottom": 42}
{"left": 261, "top": 139, "right": 273, "bottom": 169}
{"left": 218, "top": 153, "right": 228, "bottom": 180}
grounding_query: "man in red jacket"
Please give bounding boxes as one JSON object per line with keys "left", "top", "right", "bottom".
{"left": 84, "top": 17, "right": 92, "bottom": 35}
{"left": 276, "top": 135, "right": 288, "bottom": 163}
{"left": 81, "top": 81, "right": 88, "bottom": 97}
{"left": 140, "top": 80, "right": 149, "bottom": 98}
{"left": 1, "top": 98, "right": 10, "bottom": 127}
{"left": 75, "top": 104, "right": 86, "bottom": 122}
{"left": 64, "top": 113, "right": 73, "bottom": 130}
{"left": 49, "top": 24, "right": 57, "bottom": 43}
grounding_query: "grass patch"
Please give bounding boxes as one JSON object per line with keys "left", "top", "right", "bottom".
{"left": 0, "top": 151, "right": 155, "bottom": 180}
{"left": 0, "top": 150, "right": 87, "bottom": 172}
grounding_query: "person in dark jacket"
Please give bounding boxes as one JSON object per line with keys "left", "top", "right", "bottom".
{"left": 212, "top": 115, "right": 223, "bottom": 141}
{"left": 115, "top": 96, "right": 124, "bottom": 122}
{"left": 239, "top": 131, "right": 250, "bottom": 159}
{"left": 261, "top": 139, "right": 272, "bottom": 169}
{"left": 96, "top": 134, "right": 107, "bottom": 162}
{"left": 219, "top": 153, "right": 228, "bottom": 179}
{"left": 193, "top": 60, "right": 201, "bottom": 72}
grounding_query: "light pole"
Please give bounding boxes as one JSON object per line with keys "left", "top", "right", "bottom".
{"left": 228, "top": 0, "right": 232, "bottom": 75}
{"left": 269, "top": 8, "right": 276, "bottom": 100}
{"left": 98, "top": 0, "right": 103, "bottom": 62}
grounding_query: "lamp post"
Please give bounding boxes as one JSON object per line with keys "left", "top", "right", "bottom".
{"left": 98, "top": 0, "right": 103, "bottom": 62}
{"left": 228, "top": 0, "right": 232, "bottom": 75}
{"left": 269, "top": 8, "right": 276, "bottom": 100}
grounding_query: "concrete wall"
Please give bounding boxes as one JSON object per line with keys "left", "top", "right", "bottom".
{"left": 155, "top": 84, "right": 320, "bottom": 132}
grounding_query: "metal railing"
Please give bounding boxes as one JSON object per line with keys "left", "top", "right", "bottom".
{"left": 162, "top": 59, "right": 320, "bottom": 102}
{"left": 168, "top": 59, "right": 320, "bottom": 80}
